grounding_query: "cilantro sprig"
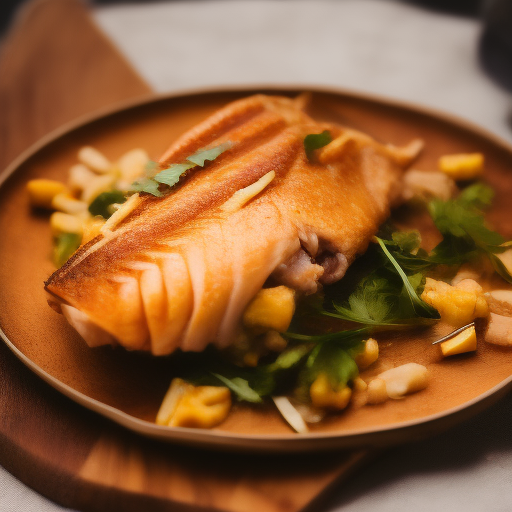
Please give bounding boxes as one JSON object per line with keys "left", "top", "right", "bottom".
{"left": 304, "top": 130, "right": 332, "bottom": 159}
{"left": 131, "top": 141, "right": 233, "bottom": 197}
{"left": 428, "top": 183, "right": 512, "bottom": 282}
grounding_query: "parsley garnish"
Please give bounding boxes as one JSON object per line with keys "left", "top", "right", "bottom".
{"left": 304, "top": 130, "right": 332, "bottom": 159}
{"left": 428, "top": 183, "right": 512, "bottom": 282}
{"left": 88, "top": 190, "right": 126, "bottom": 219}
{"left": 131, "top": 142, "right": 233, "bottom": 197}
{"left": 53, "top": 233, "right": 81, "bottom": 268}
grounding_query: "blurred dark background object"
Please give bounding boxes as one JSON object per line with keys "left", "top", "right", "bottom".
{"left": 1, "top": 0, "right": 511, "bottom": 93}
{"left": 480, "top": 0, "right": 512, "bottom": 92}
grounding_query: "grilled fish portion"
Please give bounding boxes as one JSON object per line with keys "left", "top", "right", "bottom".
{"left": 45, "top": 94, "right": 422, "bottom": 355}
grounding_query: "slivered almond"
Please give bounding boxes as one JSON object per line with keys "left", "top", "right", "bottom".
{"left": 220, "top": 171, "right": 275, "bottom": 212}
{"left": 101, "top": 193, "right": 141, "bottom": 233}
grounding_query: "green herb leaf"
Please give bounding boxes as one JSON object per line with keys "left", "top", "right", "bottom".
{"left": 458, "top": 182, "right": 494, "bottom": 209}
{"left": 304, "top": 130, "right": 332, "bottom": 158}
{"left": 391, "top": 230, "right": 422, "bottom": 253}
{"left": 88, "top": 190, "right": 127, "bottom": 219}
{"left": 211, "top": 373, "right": 263, "bottom": 403}
{"left": 53, "top": 233, "right": 81, "bottom": 268}
{"left": 154, "top": 162, "right": 195, "bottom": 187}
{"left": 130, "top": 178, "right": 163, "bottom": 197}
{"left": 187, "top": 141, "right": 233, "bottom": 167}
{"left": 375, "top": 237, "right": 439, "bottom": 319}
{"left": 266, "top": 345, "right": 311, "bottom": 372}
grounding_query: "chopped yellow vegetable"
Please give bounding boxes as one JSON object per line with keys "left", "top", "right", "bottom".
{"left": 354, "top": 338, "right": 379, "bottom": 369}
{"left": 243, "top": 286, "right": 295, "bottom": 333}
{"left": 438, "top": 153, "right": 484, "bottom": 181}
{"left": 421, "top": 277, "right": 488, "bottom": 327}
{"left": 171, "top": 386, "right": 232, "bottom": 428}
{"left": 82, "top": 217, "right": 106, "bottom": 244}
{"left": 439, "top": 325, "right": 477, "bottom": 356}
{"left": 50, "top": 212, "right": 83, "bottom": 236}
{"left": 156, "top": 378, "right": 231, "bottom": 429}
{"left": 81, "top": 174, "right": 117, "bottom": 203}
{"left": 309, "top": 373, "right": 352, "bottom": 410}
{"left": 27, "top": 179, "right": 68, "bottom": 209}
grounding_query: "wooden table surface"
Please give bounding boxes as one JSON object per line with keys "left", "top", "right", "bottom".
{"left": 0, "top": 1, "right": 370, "bottom": 510}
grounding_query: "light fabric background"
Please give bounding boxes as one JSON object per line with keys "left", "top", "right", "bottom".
{"left": 1, "top": 1, "right": 512, "bottom": 511}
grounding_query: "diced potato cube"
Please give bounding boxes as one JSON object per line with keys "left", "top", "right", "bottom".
{"left": 27, "top": 179, "right": 68, "bottom": 209}
{"left": 451, "top": 264, "right": 482, "bottom": 286}
{"left": 439, "top": 325, "right": 477, "bottom": 356}
{"left": 51, "top": 193, "right": 89, "bottom": 215}
{"left": 81, "top": 174, "right": 117, "bottom": 203}
{"left": 354, "top": 338, "right": 379, "bottom": 369}
{"left": 366, "top": 378, "right": 388, "bottom": 405}
{"left": 50, "top": 212, "right": 83, "bottom": 236}
{"left": 78, "top": 146, "right": 111, "bottom": 173}
{"left": 402, "top": 169, "right": 457, "bottom": 202}
{"left": 377, "top": 363, "right": 428, "bottom": 399}
{"left": 309, "top": 373, "right": 352, "bottom": 410}
{"left": 484, "top": 313, "right": 512, "bottom": 346}
{"left": 243, "top": 286, "right": 295, "bottom": 333}
{"left": 438, "top": 153, "right": 484, "bottom": 181}
{"left": 421, "top": 277, "right": 488, "bottom": 327}
{"left": 484, "top": 290, "right": 512, "bottom": 317}
{"left": 82, "top": 217, "right": 106, "bottom": 244}
{"left": 156, "top": 378, "right": 232, "bottom": 429}
{"left": 68, "top": 164, "right": 97, "bottom": 192}
{"left": 117, "top": 148, "right": 150, "bottom": 182}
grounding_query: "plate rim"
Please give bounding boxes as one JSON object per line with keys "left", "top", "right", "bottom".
{"left": 2, "top": 84, "right": 512, "bottom": 452}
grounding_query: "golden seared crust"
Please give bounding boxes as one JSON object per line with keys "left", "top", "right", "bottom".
{"left": 45, "top": 94, "right": 421, "bottom": 354}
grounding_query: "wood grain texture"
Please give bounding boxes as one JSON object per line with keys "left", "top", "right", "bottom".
{"left": 0, "top": 0, "right": 151, "bottom": 171}
{"left": 0, "top": 1, "right": 368, "bottom": 511}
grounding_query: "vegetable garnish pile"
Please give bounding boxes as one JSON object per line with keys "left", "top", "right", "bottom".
{"left": 28, "top": 136, "right": 512, "bottom": 433}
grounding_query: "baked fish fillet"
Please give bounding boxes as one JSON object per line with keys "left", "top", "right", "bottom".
{"left": 45, "top": 94, "right": 422, "bottom": 355}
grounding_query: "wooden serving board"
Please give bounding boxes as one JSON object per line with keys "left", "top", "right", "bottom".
{"left": 0, "top": 1, "right": 370, "bottom": 510}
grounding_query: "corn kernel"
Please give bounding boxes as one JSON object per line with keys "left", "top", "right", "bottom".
{"left": 78, "top": 146, "right": 111, "bottom": 173}
{"left": 243, "top": 286, "right": 295, "bottom": 333}
{"left": 50, "top": 212, "right": 83, "bottom": 236}
{"left": 366, "top": 378, "right": 388, "bottom": 405}
{"left": 421, "top": 277, "right": 488, "bottom": 327}
{"left": 310, "top": 373, "right": 352, "bottom": 410}
{"left": 27, "top": 179, "right": 68, "bottom": 209}
{"left": 439, "top": 325, "right": 477, "bottom": 356}
{"left": 354, "top": 338, "right": 379, "bottom": 369}
{"left": 51, "top": 193, "right": 89, "bottom": 215}
{"left": 438, "top": 153, "right": 484, "bottom": 181}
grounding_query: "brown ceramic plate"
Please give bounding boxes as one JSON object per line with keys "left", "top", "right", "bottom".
{"left": 1, "top": 86, "right": 512, "bottom": 452}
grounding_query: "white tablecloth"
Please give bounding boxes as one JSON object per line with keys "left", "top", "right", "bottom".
{"left": 2, "top": 1, "right": 512, "bottom": 511}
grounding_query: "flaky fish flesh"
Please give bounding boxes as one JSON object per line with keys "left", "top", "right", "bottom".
{"left": 45, "top": 94, "right": 422, "bottom": 355}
